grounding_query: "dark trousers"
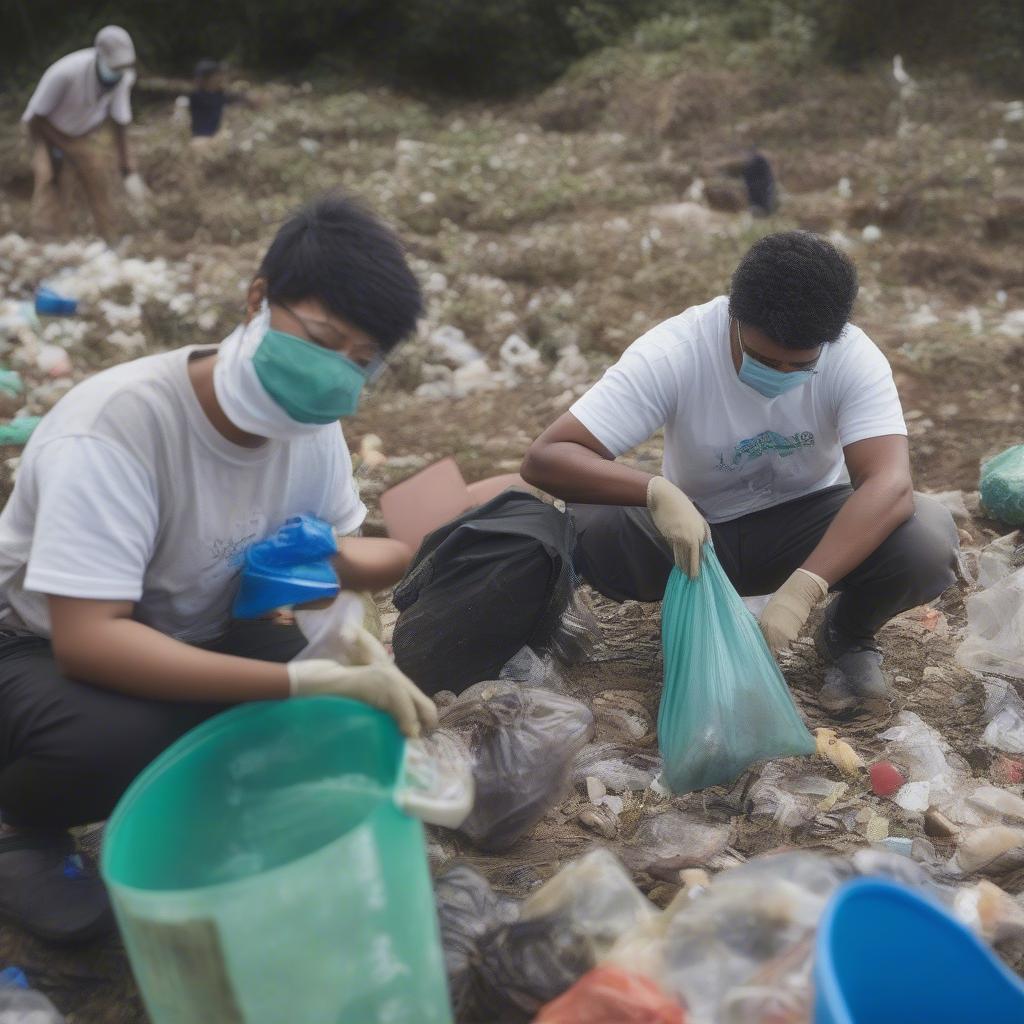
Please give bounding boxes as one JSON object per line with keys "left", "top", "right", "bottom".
{"left": 570, "top": 485, "right": 960, "bottom": 643}
{"left": 0, "top": 620, "right": 306, "bottom": 830}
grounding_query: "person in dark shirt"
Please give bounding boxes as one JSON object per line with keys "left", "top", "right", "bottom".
{"left": 741, "top": 149, "right": 779, "bottom": 216}
{"left": 188, "top": 60, "right": 246, "bottom": 138}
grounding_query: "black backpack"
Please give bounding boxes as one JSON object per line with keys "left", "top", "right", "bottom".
{"left": 392, "top": 491, "right": 577, "bottom": 695}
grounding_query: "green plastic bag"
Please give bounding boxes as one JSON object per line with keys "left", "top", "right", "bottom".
{"left": 658, "top": 545, "right": 815, "bottom": 794}
{"left": 981, "top": 444, "right": 1024, "bottom": 527}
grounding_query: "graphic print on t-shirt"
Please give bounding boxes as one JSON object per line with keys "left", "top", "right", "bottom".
{"left": 203, "top": 513, "right": 267, "bottom": 579}
{"left": 716, "top": 430, "right": 816, "bottom": 472}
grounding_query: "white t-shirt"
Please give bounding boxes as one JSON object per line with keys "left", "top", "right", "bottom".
{"left": 21, "top": 48, "right": 134, "bottom": 138}
{"left": 570, "top": 295, "right": 907, "bottom": 523}
{"left": 0, "top": 347, "right": 366, "bottom": 642}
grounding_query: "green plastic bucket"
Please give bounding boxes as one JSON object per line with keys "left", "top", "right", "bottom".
{"left": 102, "top": 698, "right": 462, "bottom": 1024}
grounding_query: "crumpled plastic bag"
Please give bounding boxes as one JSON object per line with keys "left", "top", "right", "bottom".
{"left": 473, "top": 849, "right": 655, "bottom": 1022}
{"left": 534, "top": 966, "right": 686, "bottom": 1023}
{"left": 658, "top": 549, "right": 815, "bottom": 793}
{"left": 292, "top": 593, "right": 368, "bottom": 663}
{"left": 957, "top": 567, "right": 1024, "bottom": 680}
{"left": 878, "top": 711, "right": 969, "bottom": 815}
{"left": 980, "top": 444, "right": 1024, "bottom": 526}
{"left": 435, "top": 864, "right": 518, "bottom": 1019}
{"left": 439, "top": 681, "right": 594, "bottom": 851}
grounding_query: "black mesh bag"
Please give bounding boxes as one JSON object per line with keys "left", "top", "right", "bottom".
{"left": 392, "top": 491, "right": 576, "bottom": 695}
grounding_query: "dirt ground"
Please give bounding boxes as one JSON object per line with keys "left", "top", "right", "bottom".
{"left": 0, "top": 27, "right": 1023, "bottom": 1023}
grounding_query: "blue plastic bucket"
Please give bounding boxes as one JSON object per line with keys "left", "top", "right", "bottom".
{"left": 815, "top": 878, "right": 1024, "bottom": 1024}
{"left": 34, "top": 286, "right": 78, "bottom": 317}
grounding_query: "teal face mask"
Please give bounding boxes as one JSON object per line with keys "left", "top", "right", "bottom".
{"left": 253, "top": 328, "right": 368, "bottom": 423}
{"left": 96, "top": 56, "right": 123, "bottom": 87}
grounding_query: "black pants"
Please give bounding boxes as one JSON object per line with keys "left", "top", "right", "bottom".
{"left": 0, "top": 620, "right": 306, "bottom": 830}
{"left": 570, "top": 486, "right": 960, "bottom": 643}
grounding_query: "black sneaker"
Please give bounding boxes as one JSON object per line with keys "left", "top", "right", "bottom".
{"left": 815, "top": 603, "right": 887, "bottom": 700}
{"left": 0, "top": 830, "right": 114, "bottom": 943}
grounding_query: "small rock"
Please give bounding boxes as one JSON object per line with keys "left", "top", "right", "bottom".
{"left": 923, "top": 667, "right": 945, "bottom": 684}
{"left": 925, "top": 808, "right": 959, "bottom": 839}
{"left": 576, "top": 804, "right": 617, "bottom": 839}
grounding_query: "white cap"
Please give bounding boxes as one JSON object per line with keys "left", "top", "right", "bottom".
{"left": 95, "top": 25, "right": 136, "bottom": 69}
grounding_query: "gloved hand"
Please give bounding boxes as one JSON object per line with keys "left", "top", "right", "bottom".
{"left": 759, "top": 568, "right": 829, "bottom": 655}
{"left": 287, "top": 625, "right": 438, "bottom": 738}
{"left": 647, "top": 476, "right": 711, "bottom": 578}
{"left": 123, "top": 172, "right": 150, "bottom": 204}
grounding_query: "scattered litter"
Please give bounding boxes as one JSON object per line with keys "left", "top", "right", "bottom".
{"left": 435, "top": 863, "right": 519, "bottom": 1018}
{"left": 534, "top": 966, "right": 685, "bottom": 1024}
{"left": 749, "top": 763, "right": 843, "bottom": 828}
{"left": 978, "top": 532, "right": 1024, "bottom": 589}
{"left": 572, "top": 742, "right": 662, "bottom": 794}
{"left": 814, "top": 728, "right": 863, "bottom": 776}
{"left": 623, "top": 809, "right": 733, "bottom": 878}
{"left": 440, "top": 682, "right": 594, "bottom": 851}
{"left": 957, "top": 567, "right": 1024, "bottom": 679}
{"left": 474, "top": 849, "right": 655, "bottom": 1021}
{"left": 870, "top": 761, "right": 906, "bottom": 797}
{"left": 861, "top": 224, "right": 882, "bottom": 242}
{"left": 952, "top": 825, "right": 1024, "bottom": 875}
{"left": 925, "top": 808, "right": 959, "bottom": 839}
{"left": 499, "top": 333, "right": 541, "bottom": 371}
{"left": 878, "top": 835, "right": 914, "bottom": 858}
{"left": 427, "top": 324, "right": 483, "bottom": 367}
{"left": 879, "top": 711, "right": 966, "bottom": 813}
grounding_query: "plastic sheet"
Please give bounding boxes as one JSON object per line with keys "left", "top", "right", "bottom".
{"left": 534, "top": 966, "right": 686, "bottom": 1024}
{"left": 658, "top": 549, "right": 815, "bottom": 793}
{"left": 439, "top": 682, "right": 594, "bottom": 851}
{"left": 980, "top": 444, "right": 1024, "bottom": 526}
{"left": 571, "top": 742, "right": 662, "bottom": 794}
{"left": 978, "top": 532, "right": 1024, "bottom": 589}
{"left": 957, "top": 567, "right": 1024, "bottom": 680}
{"left": 434, "top": 864, "right": 518, "bottom": 1019}
{"left": 474, "top": 849, "right": 655, "bottom": 1022}
{"left": 878, "top": 711, "right": 967, "bottom": 815}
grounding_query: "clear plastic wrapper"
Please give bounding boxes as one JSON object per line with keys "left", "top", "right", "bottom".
{"left": 434, "top": 863, "right": 519, "bottom": 1019}
{"left": 473, "top": 849, "right": 655, "bottom": 1022}
{"left": 439, "top": 682, "right": 594, "bottom": 851}
{"left": 658, "top": 549, "right": 815, "bottom": 794}
{"left": 956, "top": 566, "right": 1024, "bottom": 680}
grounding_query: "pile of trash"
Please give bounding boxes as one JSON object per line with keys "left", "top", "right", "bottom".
{"left": 398, "top": 471, "right": 1024, "bottom": 1022}
{"left": 435, "top": 845, "right": 1024, "bottom": 1023}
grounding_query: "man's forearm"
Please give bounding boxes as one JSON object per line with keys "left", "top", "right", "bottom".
{"left": 802, "top": 476, "right": 914, "bottom": 585}
{"left": 521, "top": 441, "right": 652, "bottom": 505}
{"left": 53, "top": 616, "right": 289, "bottom": 702}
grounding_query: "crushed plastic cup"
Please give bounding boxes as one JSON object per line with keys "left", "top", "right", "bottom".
{"left": 34, "top": 286, "right": 78, "bottom": 317}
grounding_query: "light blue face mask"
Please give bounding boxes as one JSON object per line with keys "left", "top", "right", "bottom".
{"left": 96, "top": 56, "right": 123, "bottom": 87}
{"left": 736, "top": 321, "right": 817, "bottom": 399}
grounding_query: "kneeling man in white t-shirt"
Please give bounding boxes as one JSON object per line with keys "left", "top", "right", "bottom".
{"left": 0, "top": 194, "right": 435, "bottom": 942}
{"left": 523, "top": 231, "right": 958, "bottom": 698}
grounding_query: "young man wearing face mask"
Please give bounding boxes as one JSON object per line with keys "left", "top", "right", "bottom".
{"left": 21, "top": 25, "right": 145, "bottom": 242}
{"left": 0, "top": 193, "right": 436, "bottom": 942}
{"left": 523, "top": 231, "right": 959, "bottom": 697}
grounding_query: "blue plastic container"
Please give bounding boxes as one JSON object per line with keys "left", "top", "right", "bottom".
{"left": 232, "top": 515, "right": 340, "bottom": 618}
{"left": 34, "top": 286, "right": 78, "bottom": 317}
{"left": 815, "top": 878, "right": 1024, "bottom": 1024}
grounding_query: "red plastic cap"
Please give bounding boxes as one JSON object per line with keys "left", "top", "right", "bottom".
{"left": 870, "top": 761, "right": 906, "bottom": 797}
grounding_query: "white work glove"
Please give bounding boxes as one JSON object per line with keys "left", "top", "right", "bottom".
{"left": 287, "top": 625, "right": 438, "bottom": 738}
{"left": 759, "top": 568, "right": 829, "bottom": 655}
{"left": 123, "top": 172, "right": 150, "bottom": 204}
{"left": 647, "top": 476, "right": 711, "bottom": 579}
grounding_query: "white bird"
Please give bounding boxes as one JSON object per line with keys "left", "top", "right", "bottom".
{"left": 892, "top": 55, "right": 914, "bottom": 90}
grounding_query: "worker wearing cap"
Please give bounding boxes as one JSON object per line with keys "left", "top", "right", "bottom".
{"left": 21, "top": 26, "right": 146, "bottom": 243}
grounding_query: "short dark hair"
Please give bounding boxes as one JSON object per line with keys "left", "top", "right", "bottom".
{"left": 728, "top": 231, "right": 858, "bottom": 349}
{"left": 259, "top": 193, "right": 422, "bottom": 352}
